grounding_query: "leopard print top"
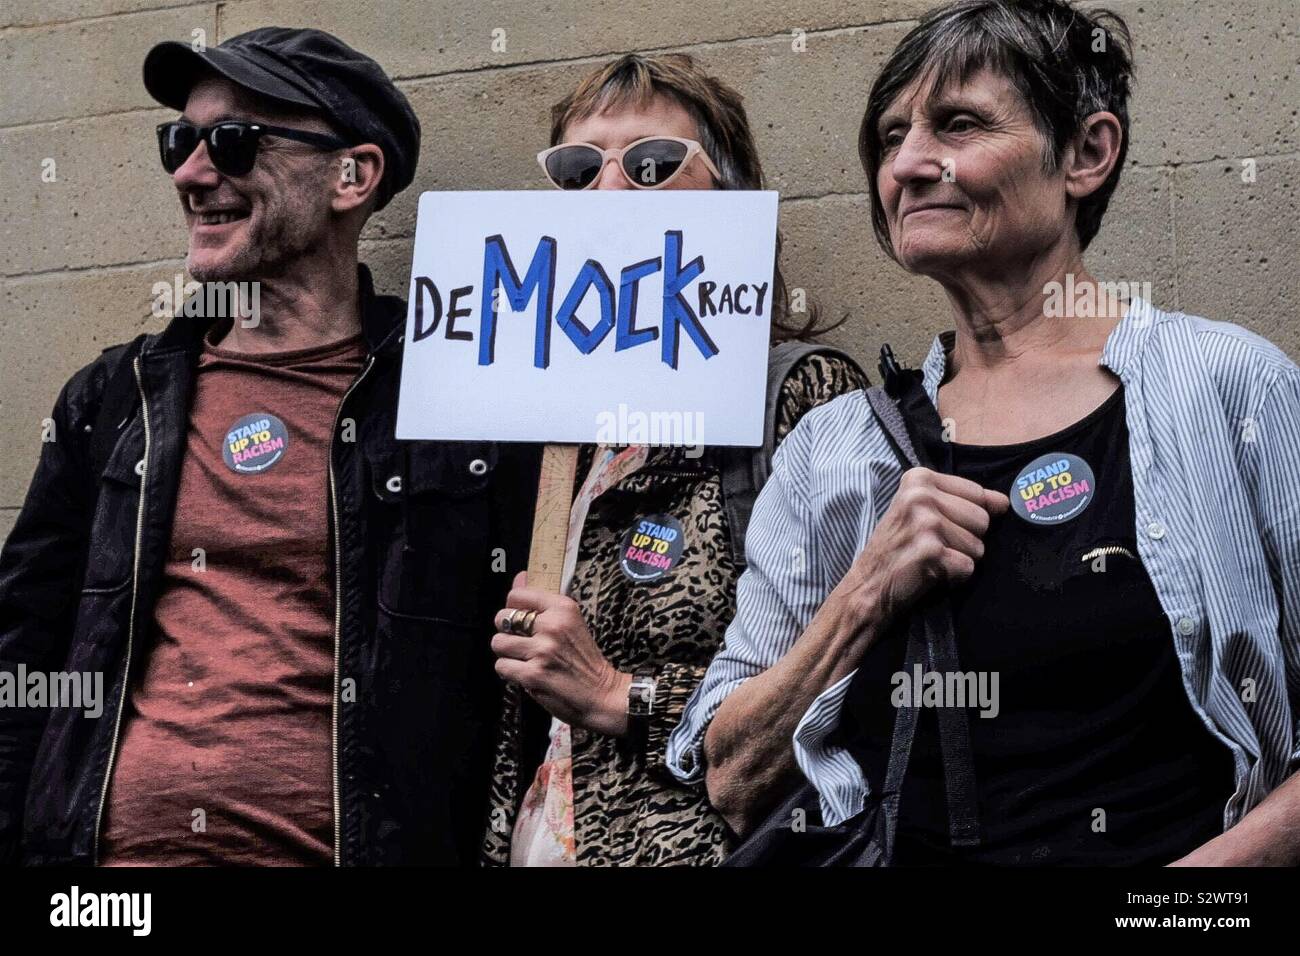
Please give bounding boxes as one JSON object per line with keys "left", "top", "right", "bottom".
{"left": 481, "top": 352, "right": 869, "bottom": 866}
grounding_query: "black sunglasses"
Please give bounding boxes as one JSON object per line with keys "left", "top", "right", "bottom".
{"left": 156, "top": 120, "right": 351, "bottom": 177}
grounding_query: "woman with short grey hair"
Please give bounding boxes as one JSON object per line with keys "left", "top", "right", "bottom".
{"left": 669, "top": 0, "right": 1300, "bottom": 865}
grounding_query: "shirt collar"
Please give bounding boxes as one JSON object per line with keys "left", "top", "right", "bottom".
{"left": 1099, "top": 295, "right": 1162, "bottom": 378}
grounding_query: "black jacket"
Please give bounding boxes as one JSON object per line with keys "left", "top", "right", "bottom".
{"left": 0, "top": 265, "right": 540, "bottom": 866}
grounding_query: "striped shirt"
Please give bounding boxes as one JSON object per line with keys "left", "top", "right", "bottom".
{"left": 668, "top": 298, "right": 1300, "bottom": 830}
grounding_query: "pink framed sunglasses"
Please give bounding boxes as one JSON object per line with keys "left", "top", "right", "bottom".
{"left": 537, "top": 135, "right": 722, "bottom": 190}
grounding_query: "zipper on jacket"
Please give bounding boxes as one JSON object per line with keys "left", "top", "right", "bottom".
{"left": 327, "top": 354, "right": 376, "bottom": 866}
{"left": 1080, "top": 544, "right": 1137, "bottom": 564}
{"left": 92, "top": 356, "right": 151, "bottom": 865}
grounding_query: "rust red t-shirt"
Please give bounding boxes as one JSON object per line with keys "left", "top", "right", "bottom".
{"left": 99, "top": 327, "right": 366, "bottom": 866}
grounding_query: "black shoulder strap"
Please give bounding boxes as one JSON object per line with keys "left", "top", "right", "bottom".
{"left": 865, "top": 375, "right": 981, "bottom": 857}
{"left": 88, "top": 334, "right": 148, "bottom": 480}
{"left": 720, "top": 341, "right": 864, "bottom": 570}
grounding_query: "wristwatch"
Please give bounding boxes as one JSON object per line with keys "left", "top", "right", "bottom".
{"left": 627, "top": 671, "right": 658, "bottom": 720}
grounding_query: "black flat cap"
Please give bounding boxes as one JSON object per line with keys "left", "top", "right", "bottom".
{"left": 144, "top": 27, "right": 420, "bottom": 210}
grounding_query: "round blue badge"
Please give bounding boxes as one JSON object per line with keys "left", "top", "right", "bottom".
{"left": 222, "top": 413, "right": 289, "bottom": 474}
{"left": 1009, "top": 452, "right": 1096, "bottom": 525}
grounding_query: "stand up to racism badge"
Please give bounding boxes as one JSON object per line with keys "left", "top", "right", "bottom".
{"left": 620, "top": 514, "right": 685, "bottom": 583}
{"left": 1010, "top": 452, "right": 1095, "bottom": 525}
{"left": 223, "top": 413, "right": 289, "bottom": 475}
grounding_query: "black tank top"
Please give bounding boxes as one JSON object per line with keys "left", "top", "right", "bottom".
{"left": 836, "top": 386, "right": 1234, "bottom": 865}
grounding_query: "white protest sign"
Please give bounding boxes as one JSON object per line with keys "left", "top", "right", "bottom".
{"left": 395, "top": 190, "right": 779, "bottom": 446}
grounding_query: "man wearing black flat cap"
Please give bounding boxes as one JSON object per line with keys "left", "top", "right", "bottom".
{"left": 0, "top": 27, "right": 539, "bottom": 866}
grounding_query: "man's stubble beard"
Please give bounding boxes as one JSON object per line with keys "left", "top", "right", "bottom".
{"left": 188, "top": 192, "right": 329, "bottom": 284}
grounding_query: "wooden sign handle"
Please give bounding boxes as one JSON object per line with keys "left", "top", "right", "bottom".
{"left": 526, "top": 443, "right": 579, "bottom": 593}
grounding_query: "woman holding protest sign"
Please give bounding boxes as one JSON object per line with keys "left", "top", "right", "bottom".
{"left": 670, "top": 0, "right": 1300, "bottom": 867}
{"left": 481, "top": 52, "right": 869, "bottom": 867}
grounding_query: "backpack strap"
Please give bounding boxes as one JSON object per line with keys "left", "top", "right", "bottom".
{"left": 865, "top": 374, "right": 981, "bottom": 856}
{"left": 864, "top": 385, "right": 920, "bottom": 469}
{"left": 720, "top": 341, "right": 864, "bottom": 571}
